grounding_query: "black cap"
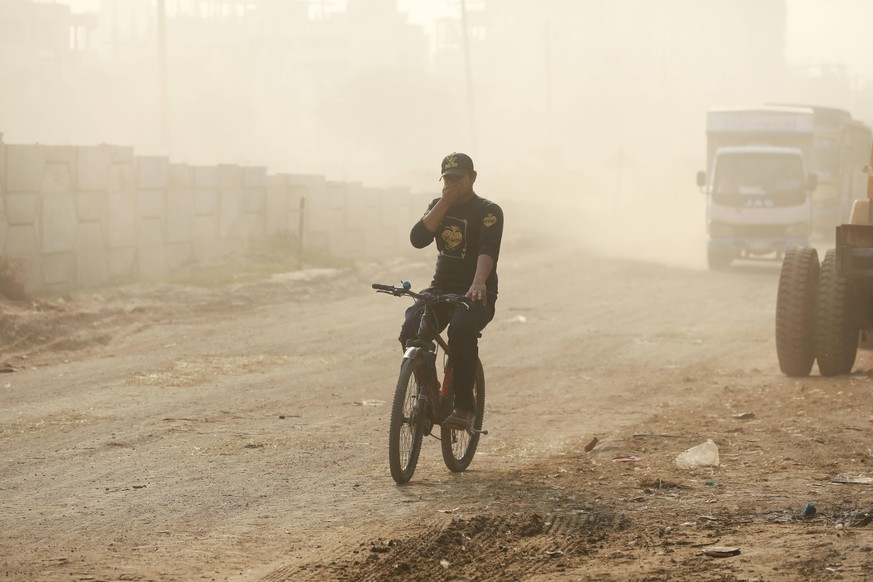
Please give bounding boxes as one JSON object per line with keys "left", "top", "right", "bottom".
{"left": 440, "top": 152, "right": 474, "bottom": 178}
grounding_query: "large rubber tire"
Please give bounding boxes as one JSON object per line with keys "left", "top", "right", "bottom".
{"left": 388, "top": 358, "right": 425, "bottom": 484}
{"left": 707, "top": 247, "right": 733, "bottom": 270}
{"left": 775, "top": 247, "right": 820, "bottom": 377}
{"left": 815, "top": 249, "right": 859, "bottom": 376}
{"left": 441, "top": 360, "right": 485, "bottom": 473}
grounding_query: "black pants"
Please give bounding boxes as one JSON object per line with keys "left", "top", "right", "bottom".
{"left": 398, "top": 295, "right": 495, "bottom": 412}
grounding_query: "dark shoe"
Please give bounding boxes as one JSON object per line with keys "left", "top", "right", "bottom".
{"left": 446, "top": 407, "right": 475, "bottom": 430}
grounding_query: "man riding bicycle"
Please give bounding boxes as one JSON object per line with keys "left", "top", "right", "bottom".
{"left": 399, "top": 152, "right": 504, "bottom": 429}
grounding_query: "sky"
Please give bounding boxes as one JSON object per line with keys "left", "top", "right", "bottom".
{"left": 51, "top": 0, "right": 873, "bottom": 81}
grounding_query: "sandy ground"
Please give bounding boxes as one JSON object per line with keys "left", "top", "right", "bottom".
{"left": 2, "top": 223, "right": 873, "bottom": 581}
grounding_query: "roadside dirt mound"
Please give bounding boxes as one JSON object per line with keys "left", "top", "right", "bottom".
{"left": 274, "top": 509, "right": 627, "bottom": 581}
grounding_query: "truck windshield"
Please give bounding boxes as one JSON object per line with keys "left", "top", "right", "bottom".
{"left": 714, "top": 154, "right": 805, "bottom": 196}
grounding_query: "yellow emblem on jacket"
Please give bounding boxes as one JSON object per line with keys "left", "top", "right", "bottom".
{"left": 441, "top": 225, "right": 463, "bottom": 250}
{"left": 483, "top": 213, "right": 497, "bottom": 227}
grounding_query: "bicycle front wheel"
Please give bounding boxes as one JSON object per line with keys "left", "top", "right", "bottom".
{"left": 388, "top": 358, "right": 426, "bottom": 484}
{"left": 441, "top": 359, "right": 485, "bottom": 473}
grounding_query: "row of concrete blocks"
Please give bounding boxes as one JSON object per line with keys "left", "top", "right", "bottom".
{"left": 0, "top": 143, "right": 426, "bottom": 294}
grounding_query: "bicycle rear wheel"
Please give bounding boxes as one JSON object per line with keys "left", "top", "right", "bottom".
{"left": 441, "top": 360, "right": 485, "bottom": 472}
{"left": 388, "top": 358, "right": 426, "bottom": 484}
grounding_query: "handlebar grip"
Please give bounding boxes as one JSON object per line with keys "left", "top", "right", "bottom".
{"left": 372, "top": 283, "right": 395, "bottom": 291}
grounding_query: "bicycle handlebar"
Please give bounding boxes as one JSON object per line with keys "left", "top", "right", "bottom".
{"left": 372, "top": 282, "right": 469, "bottom": 306}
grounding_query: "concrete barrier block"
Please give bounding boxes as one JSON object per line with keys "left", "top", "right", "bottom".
{"left": 219, "top": 188, "right": 245, "bottom": 238}
{"left": 41, "top": 194, "right": 78, "bottom": 253}
{"left": 138, "top": 189, "right": 165, "bottom": 219}
{"left": 138, "top": 216, "right": 164, "bottom": 248}
{"left": 0, "top": 144, "right": 6, "bottom": 192}
{"left": 219, "top": 164, "right": 242, "bottom": 189}
{"left": 166, "top": 190, "right": 193, "bottom": 243}
{"left": 18, "top": 255, "right": 43, "bottom": 292}
{"left": 39, "top": 252, "right": 75, "bottom": 285}
{"left": 40, "top": 162, "right": 73, "bottom": 195}
{"left": 327, "top": 182, "right": 349, "bottom": 210}
{"left": 194, "top": 188, "right": 218, "bottom": 215}
{"left": 244, "top": 166, "right": 267, "bottom": 188}
{"left": 108, "top": 163, "right": 136, "bottom": 193}
{"left": 77, "top": 146, "right": 112, "bottom": 190}
{"left": 137, "top": 156, "right": 170, "bottom": 190}
{"left": 107, "top": 247, "right": 136, "bottom": 279}
{"left": 5, "top": 193, "right": 39, "bottom": 225}
{"left": 137, "top": 218, "right": 166, "bottom": 278}
{"left": 169, "top": 163, "right": 191, "bottom": 189}
{"left": 4, "top": 224, "right": 38, "bottom": 256}
{"left": 247, "top": 211, "right": 266, "bottom": 239}
{"left": 75, "top": 221, "right": 104, "bottom": 250}
{"left": 42, "top": 146, "right": 75, "bottom": 164}
{"left": 5, "top": 145, "right": 45, "bottom": 192}
{"left": 0, "top": 213, "right": 6, "bottom": 256}
{"left": 165, "top": 242, "right": 194, "bottom": 271}
{"left": 76, "top": 249, "right": 110, "bottom": 287}
{"left": 194, "top": 166, "right": 219, "bottom": 188}
{"left": 265, "top": 176, "right": 289, "bottom": 235}
{"left": 193, "top": 215, "right": 218, "bottom": 240}
{"left": 75, "top": 191, "right": 105, "bottom": 222}
{"left": 243, "top": 188, "right": 265, "bottom": 214}
{"left": 106, "top": 191, "right": 137, "bottom": 248}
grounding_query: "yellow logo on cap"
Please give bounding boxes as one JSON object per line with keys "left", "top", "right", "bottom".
{"left": 444, "top": 155, "right": 459, "bottom": 169}
{"left": 483, "top": 213, "right": 497, "bottom": 227}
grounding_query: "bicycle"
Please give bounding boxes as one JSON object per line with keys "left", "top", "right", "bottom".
{"left": 373, "top": 282, "right": 487, "bottom": 484}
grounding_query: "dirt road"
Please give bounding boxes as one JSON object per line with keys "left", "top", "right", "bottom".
{"left": 2, "top": 219, "right": 873, "bottom": 581}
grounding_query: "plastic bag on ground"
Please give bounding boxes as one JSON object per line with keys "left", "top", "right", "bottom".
{"left": 675, "top": 439, "right": 720, "bottom": 469}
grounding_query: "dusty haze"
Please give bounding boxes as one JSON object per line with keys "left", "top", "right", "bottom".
{"left": 2, "top": 0, "right": 872, "bottom": 269}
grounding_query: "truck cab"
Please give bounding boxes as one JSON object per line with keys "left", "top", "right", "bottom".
{"left": 698, "top": 145, "right": 817, "bottom": 269}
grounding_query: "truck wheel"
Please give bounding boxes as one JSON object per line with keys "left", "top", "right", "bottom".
{"left": 775, "top": 247, "right": 819, "bottom": 376}
{"left": 815, "top": 249, "right": 858, "bottom": 376}
{"left": 707, "top": 248, "right": 733, "bottom": 270}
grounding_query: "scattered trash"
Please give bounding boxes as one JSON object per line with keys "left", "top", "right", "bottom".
{"left": 703, "top": 546, "right": 740, "bottom": 558}
{"left": 852, "top": 511, "right": 873, "bottom": 527}
{"left": 439, "top": 559, "right": 450, "bottom": 569}
{"left": 698, "top": 515, "right": 719, "bottom": 522}
{"left": 832, "top": 474, "right": 872, "bottom": 485}
{"left": 640, "top": 478, "right": 684, "bottom": 490}
{"left": 675, "top": 439, "right": 720, "bottom": 470}
{"left": 438, "top": 507, "right": 460, "bottom": 514}
{"left": 612, "top": 455, "right": 641, "bottom": 463}
{"left": 704, "top": 481, "right": 720, "bottom": 487}
{"left": 358, "top": 400, "right": 385, "bottom": 407}
{"left": 545, "top": 550, "right": 564, "bottom": 557}
{"left": 584, "top": 436, "right": 599, "bottom": 452}
{"left": 800, "top": 502, "right": 816, "bottom": 519}
{"left": 731, "top": 412, "right": 755, "bottom": 420}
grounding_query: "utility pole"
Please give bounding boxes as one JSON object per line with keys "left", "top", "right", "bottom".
{"left": 544, "top": 22, "right": 552, "bottom": 147}
{"left": 157, "top": 0, "right": 170, "bottom": 150}
{"left": 460, "top": 0, "right": 477, "bottom": 154}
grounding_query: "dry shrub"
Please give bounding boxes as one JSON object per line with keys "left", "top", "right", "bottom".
{"left": 0, "top": 257, "right": 29, "bottom": 301}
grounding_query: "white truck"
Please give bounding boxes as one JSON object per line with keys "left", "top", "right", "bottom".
{"left": 697, "top": 107, "right": 818, "bottom": 269}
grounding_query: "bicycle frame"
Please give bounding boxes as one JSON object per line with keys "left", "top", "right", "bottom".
{"left": 374, "top": 283, "right": 466, "bottom": 426}
{"left": 375, "top": 281, "right": 488, "bottom": 483}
